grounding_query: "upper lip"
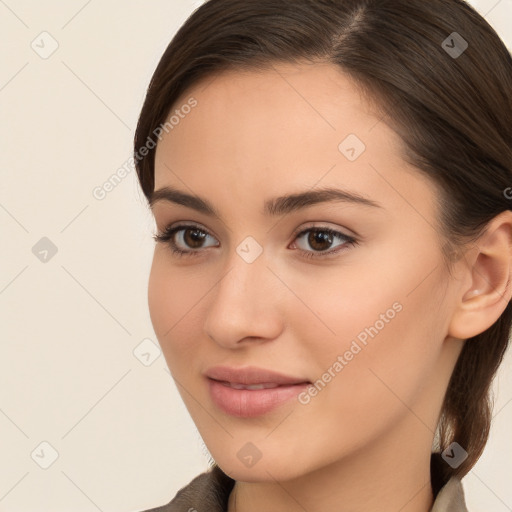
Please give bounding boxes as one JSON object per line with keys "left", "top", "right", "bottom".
{"left": 205, "top": 366, "right": 310, "bottom": 386}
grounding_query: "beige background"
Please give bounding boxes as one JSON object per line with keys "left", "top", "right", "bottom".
{"left": 0, "top": 1, "right": 511, "bottom": 510}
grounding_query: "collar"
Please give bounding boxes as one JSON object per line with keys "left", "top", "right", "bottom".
{"left": 430, "top": 476, "right": 468, "bottom": 511}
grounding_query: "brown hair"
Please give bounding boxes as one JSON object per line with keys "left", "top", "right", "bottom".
{"left": 134, "top": 0, "right": 512, "bottom": 485}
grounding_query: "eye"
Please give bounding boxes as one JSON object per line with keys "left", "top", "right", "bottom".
{"left": 153, "top": 223, "right": 218, "bottom": 257}
{"left": 290, "top": 225, "right": 358, "bottom": 259}
{"left": 153, "top": 223, "right": 358, "bottom": 260}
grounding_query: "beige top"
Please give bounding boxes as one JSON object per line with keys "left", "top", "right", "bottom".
{"left": 431, "top": 477, "right": 468, "bottom": 511}
{"left": 141, "top": 456, "right": 469, "bottom": 512}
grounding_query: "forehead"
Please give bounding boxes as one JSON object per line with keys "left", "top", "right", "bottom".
{"left": 153, "top": 61, "right": 437, "bottom": 224}
{"left": 156, "top": 61, "right": 381, "bottom": 160}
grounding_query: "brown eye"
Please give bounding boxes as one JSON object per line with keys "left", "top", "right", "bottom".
{"left": 181, "top": 227, "right": 208, "bottom": 249}
{"left": 153, "top": 224, "right": 219, "bottom": 257}
{"left": 293, "top": 227, "right": 355, "bottom": 257}
{"left": 305, "top": 230, "right": 334, "bottom": 251}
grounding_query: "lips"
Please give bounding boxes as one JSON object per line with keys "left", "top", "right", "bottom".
{"left": 205, "top": 366, "right": 311, "bottom": 417}
{"left": 205, "top": 365, "right": 310, "bottom": 386}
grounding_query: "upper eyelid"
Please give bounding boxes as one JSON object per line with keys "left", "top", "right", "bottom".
{"left": 165, "top": 221, "right": 350, "bottom": 234}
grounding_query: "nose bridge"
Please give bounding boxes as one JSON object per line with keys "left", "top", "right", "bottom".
{"left": 212, "top": 243, "right": 271, "bottom": 315}
{"left": 217, "top": 232, "right": 271, "bottom": 299}
{"left": 203, "top": 241, "right": 283, "bottom": 346}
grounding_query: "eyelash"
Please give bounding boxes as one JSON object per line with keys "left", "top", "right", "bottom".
{"left": 153, "top": 223, "right": 358, "bottom": 260}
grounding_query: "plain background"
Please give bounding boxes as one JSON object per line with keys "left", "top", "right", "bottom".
{"left": 0, "top": 1, "right": 511, "bottom": 510}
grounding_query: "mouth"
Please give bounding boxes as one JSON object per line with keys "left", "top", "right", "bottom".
{"left": 210, "top": 379, "right": 307, "bottom": 390}
{"left": 204, "top": 366, "right": 311, "bottom": 418}
{"left": 205, "top": 365, "right": 311, "bottom": 386}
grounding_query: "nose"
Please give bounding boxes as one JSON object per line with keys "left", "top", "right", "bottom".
{"left": 203, "top": 250, "right": 284, "bottom": 348}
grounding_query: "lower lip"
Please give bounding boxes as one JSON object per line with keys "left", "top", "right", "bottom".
{"left": 207, "top": 378, "right": 310, "bottom": 418}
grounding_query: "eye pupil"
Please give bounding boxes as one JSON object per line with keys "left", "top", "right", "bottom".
{"left": 308, "top": 230, "right": 333, "bottom": 251}
{"left": 184, "top": 228, "right": 206, "bottom": 248}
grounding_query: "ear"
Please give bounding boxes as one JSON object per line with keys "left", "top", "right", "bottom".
{"left": 448, "top": 210, "right": 512, "bottom": 340}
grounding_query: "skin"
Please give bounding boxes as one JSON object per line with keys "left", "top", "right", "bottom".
{"left": 148, "top": 61, "right": 512, "bottom": 512}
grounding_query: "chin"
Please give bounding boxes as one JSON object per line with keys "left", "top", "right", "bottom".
{"left": 211, "top": 449, "right": 314, "bottom": 483}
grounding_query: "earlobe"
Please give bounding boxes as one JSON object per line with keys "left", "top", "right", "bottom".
{"left": 448, "top": 211, "right": 512, "bottom": 340}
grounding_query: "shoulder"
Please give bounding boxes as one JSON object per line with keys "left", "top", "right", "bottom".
{"left": 138, "top": 464, "right": 235, "bottom": 512}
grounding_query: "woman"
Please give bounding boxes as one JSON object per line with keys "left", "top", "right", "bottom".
{"left": 133, "top": 0, "right": 512, "bottom": 510}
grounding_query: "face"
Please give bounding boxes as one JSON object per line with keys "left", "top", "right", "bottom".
{"left": 148, "top": 61, "right": 463, "bottom": 482}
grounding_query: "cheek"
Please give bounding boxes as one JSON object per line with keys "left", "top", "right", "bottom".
{"left": 147, "top": 254, "right": 171, "bottom": 337}
{"left": 309, "top": 239, "right": 444, "bottom": 350}
{"left": 281, "top": 261, "right": 406, "bottom": 359}
{"left": 291, "top": 254, "right": 446, "bottom": 406}
{"left": 147, "top": 254, "right": 199, "bottom": 357}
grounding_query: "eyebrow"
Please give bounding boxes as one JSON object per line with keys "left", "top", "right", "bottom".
{"left": 149, "top": 186, "right": 383, "bottom": 218}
